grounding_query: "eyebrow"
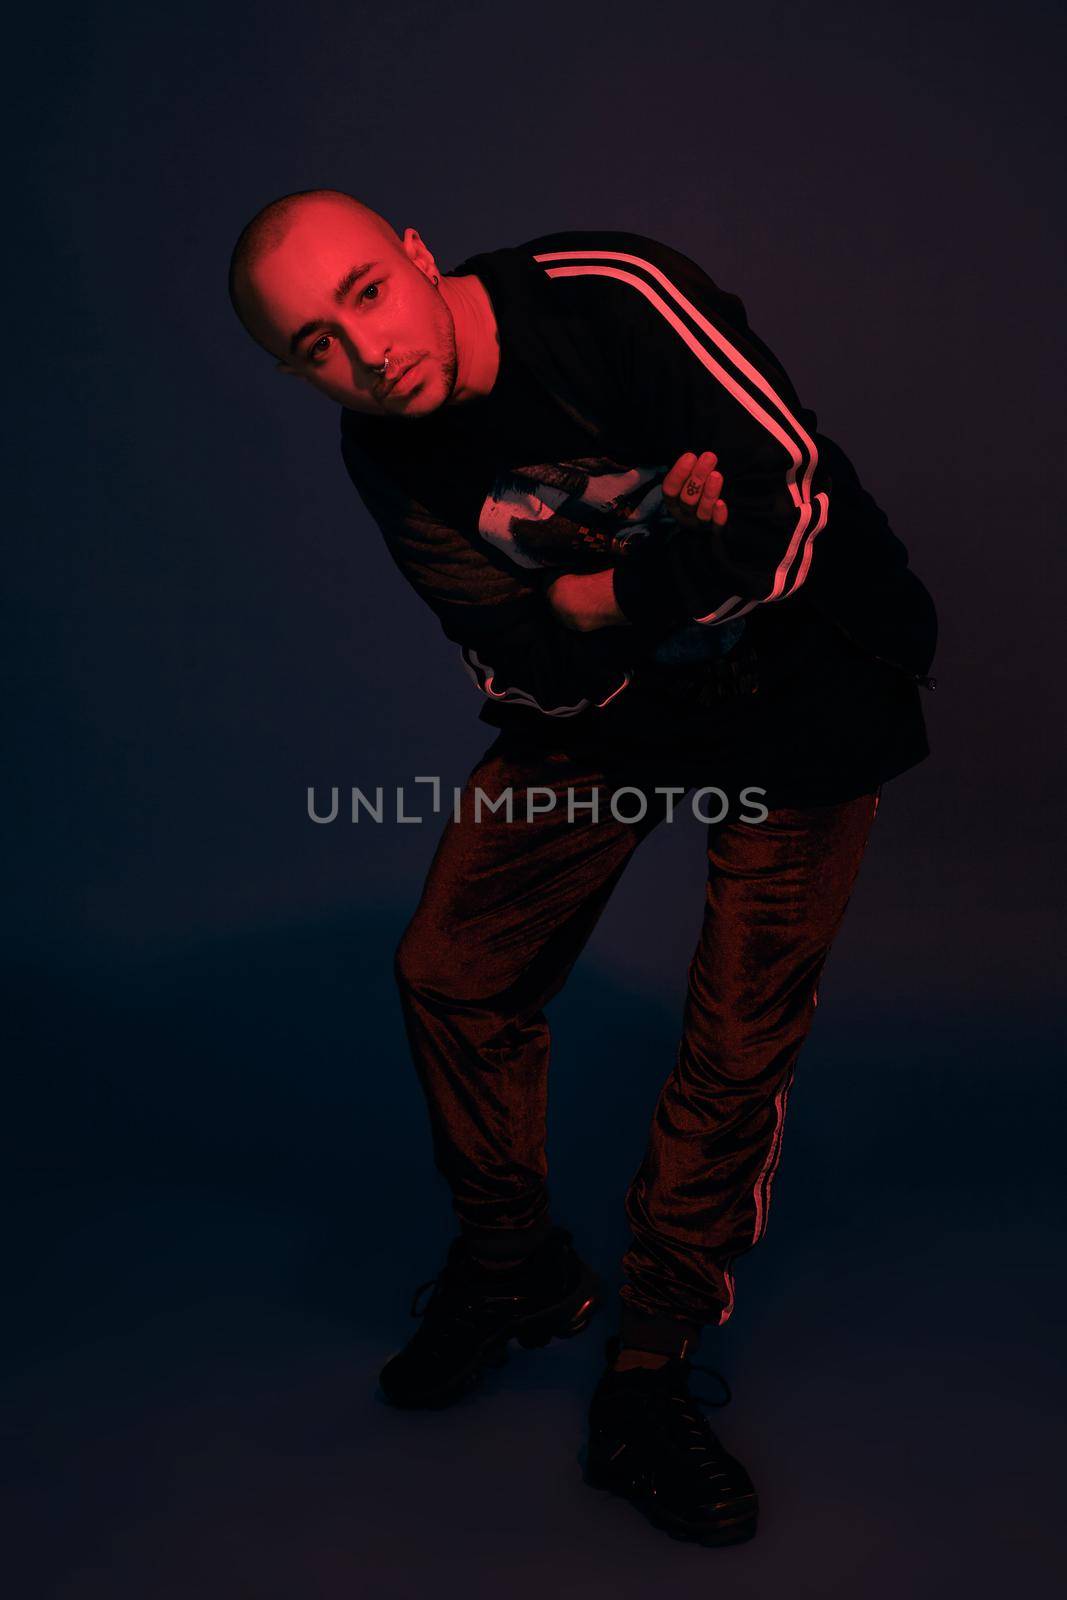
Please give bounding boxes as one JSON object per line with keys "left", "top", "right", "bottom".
{"left": 287, "top": 261, "right": 381, "bottom": 355}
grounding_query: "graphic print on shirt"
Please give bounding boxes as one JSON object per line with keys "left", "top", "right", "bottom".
{"left": 476, "top": 455, "right": 669, "bottom": 572}
{"left": 475, "top": 455, "right": 747, "bottom": 666}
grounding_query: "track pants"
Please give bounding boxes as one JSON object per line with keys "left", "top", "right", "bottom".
{"left": 393, "top": 731, "right": 880, "bottom": 1351}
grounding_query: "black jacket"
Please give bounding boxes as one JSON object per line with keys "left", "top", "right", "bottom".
{"left": 339, "top": 228, "right": 938, "bottom": 789}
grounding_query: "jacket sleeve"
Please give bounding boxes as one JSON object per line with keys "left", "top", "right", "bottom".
{"left": 537, "top": 242, "right": 833, "bottom": 634}
{"left": 341, "top": 435, "right": 657, "bottom": 720}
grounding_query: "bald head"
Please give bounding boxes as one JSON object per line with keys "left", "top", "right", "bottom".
{"left": 228, "top": 189, "right": 403, "bottom": 350}
{"left": 226, "top": 189, "right": 465, "bottom": 417}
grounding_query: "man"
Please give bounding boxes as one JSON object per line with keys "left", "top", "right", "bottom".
{"left": 228, "top": 189, "right": 937, "bottom": 1547}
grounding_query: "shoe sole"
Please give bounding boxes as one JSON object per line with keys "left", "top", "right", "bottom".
{"left": 381, "top": 1265, "right": 603, "bottom": 1410}
{"left": 584, "top": 1461, "right": 759, "bottom": 1547}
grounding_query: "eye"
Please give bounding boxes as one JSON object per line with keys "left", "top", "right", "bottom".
{"left": 306, "top": 281, "right": 383, "bottom": 364}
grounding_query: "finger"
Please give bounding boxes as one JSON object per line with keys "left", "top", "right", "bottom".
{"left": 664, "top": 452, "right": 699, "bottom": 496}
{"left": 695, "top": 470, "right": 724, "bottom": 519}
{"left": 663, "top": 452, "right": 698, "bottom": 498}
{"left": 711, "top": 498, "right": 728, "bottom": 526}
{"left": 679, "top": 451, "right": 719, "bottom": 504}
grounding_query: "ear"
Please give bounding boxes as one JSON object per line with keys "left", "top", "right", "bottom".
{"left": 401, "top": 226, "right": 436, "bottom": 279}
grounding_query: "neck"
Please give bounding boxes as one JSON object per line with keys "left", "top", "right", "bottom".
{"left": 439, "top": 273, "right": 500, "bottom": 404}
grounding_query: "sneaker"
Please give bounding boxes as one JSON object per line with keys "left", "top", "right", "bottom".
{"left": 585, "top": 1335, "right": 759, "bottom": 1545}
{"left": 378, "top": 1227, "right": 601, "bottom": 1409}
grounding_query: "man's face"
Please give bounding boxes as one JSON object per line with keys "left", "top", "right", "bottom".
{"left": 244, "top": 200, "right": 459, "bottom": 417}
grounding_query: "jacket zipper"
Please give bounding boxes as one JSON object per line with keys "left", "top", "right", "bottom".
{"left": 824, "top": 617, "right": 938, "bottom": 691}
{"left": 866, "top": 648, "right": 937, "bottom": 690}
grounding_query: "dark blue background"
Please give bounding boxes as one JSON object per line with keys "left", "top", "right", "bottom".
{"left": 7, "top": 1, "right": 1065, "bottom": 1594}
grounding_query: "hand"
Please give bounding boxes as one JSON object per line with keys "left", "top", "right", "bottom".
{"left": 546, "top": 569, "right": 630, "bottom": 632}
{"left": 662, "top": 451, "right": 729, "bottom": 532}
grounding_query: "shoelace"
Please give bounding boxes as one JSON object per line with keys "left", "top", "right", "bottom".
{"left": 664, "top": 1362, "right": 737, "bottom": 1481}
{"left": 408, "top": 1266, "right": 518, "bottom": 1323}
{"left": 409, "top": 1235, "right": 560, "bottom": 1320}
{"left": 410, "top": 1276, "right": 444, "bottom": 1318}
{"left": 403, "top": 1273, "right": 493, "bottom": 1347}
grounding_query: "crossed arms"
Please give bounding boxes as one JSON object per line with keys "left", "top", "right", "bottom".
{"left": 341, "top": 233, "right": 834, "bottom": 717}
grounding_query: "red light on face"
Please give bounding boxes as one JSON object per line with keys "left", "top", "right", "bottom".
{"left": 384, "top": 358, "right": 423, "bottom": 399}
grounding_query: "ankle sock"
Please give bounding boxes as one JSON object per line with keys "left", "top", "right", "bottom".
{"left": 618, "top": 1305, "right": 700, "bottom": 1360}
{"left": 612, "top": 1347, "right": 672, "bottom": 1372}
